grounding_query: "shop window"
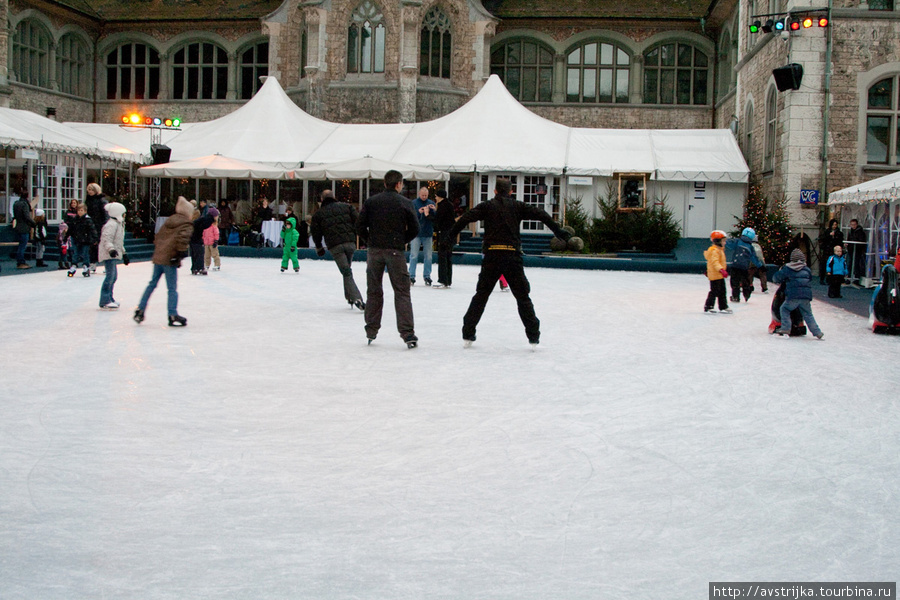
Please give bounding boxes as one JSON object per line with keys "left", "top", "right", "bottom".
{"left": 565, "top": 40, "right": 630, "bottom": 103}
{"left": 240, "top": 41, "right": 269, "bottom": 99}
{"left": 490, "top": 39, "right": 554, "bottom": 102}
{"left": 348, "top": 1, "right": 385, "bottom": 74}
{"left": 106, "top": 42, "right": 160, "bottom": 100}
{"left": 643, "top": 42, "right": 708, "bottom": 105}
{"left": 172, "top": 42, "right": 228, "bottom": 100}
{"left": 617, "top": 173, "right": 647, "bottom": 211}
{"left": 12, "top": 19, "right": 51, "bottom": 88}
{"left": 420, "top": 7, "right": 451, "bottom": 79}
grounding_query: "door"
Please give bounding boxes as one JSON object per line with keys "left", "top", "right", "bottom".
{"left": 685, "top": 181, "right": 715, "bottom": 238}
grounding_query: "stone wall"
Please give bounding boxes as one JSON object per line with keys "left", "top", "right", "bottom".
{"left": 9, "top": 84, "right": 93, "bottom": 121}
{"left": 529, "top": 104, "right": 713, "bottom": 129}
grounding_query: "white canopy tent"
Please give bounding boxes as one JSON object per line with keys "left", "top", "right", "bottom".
{"left": 65, "top": 122, "right": 189, "bottom": 163}
{"left": 290, "top": 156, "right": 448, "bottom": 181}
{"left": 827, "top": 169, "right": 900, "bottom": 205}
{"left": 565, "top": 129, "right": 655, "bottom": 177}
{"left": 650, "top": 130, "right": 749, "bottom": 183}
{"left": 137, "top": 154, "right": 290, "bottom": 179}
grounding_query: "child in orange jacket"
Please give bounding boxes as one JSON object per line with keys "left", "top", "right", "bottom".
{"left": 704, "top": 230, "right": 732, "bottom": 314}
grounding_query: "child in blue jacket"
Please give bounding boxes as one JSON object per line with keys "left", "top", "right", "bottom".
{"left": 729, "top": 227, "right": 765, "bottom": 302}
{"left": 825, "top": 244, "right": 847, "bottom": 298}
{"left": 772, "top": 248, "right": 824, "bottom": 339}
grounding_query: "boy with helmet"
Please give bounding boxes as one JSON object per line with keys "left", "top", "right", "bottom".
{"left": 730, "top": 227, "right": 764, "bottom": 303}
{"left": 704, "top": 230, "right": 732, "bottom": 314}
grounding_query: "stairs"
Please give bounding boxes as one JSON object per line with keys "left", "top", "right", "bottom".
{"left": 8, "top": 225, "right": 155, "bottom": 264}
{"left": 454, "top": 231, "right": 556, "bottom": 255}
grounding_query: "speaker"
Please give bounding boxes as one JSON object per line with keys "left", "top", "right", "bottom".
{"left": 150, "top": 144, "right": 171, "bottom": 165}
{"left": 773, "top": 63, "right": 803, "bottom": 92}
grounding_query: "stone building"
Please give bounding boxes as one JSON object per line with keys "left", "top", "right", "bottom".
{"left": 4, "top": 0, "right": 900, "bottom": 231}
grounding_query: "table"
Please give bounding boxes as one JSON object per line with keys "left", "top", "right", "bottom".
{"left": 261, "top": 220, "right": 283, "bottom": 247}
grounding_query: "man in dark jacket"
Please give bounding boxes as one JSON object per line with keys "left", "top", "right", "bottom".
{"left": 12, "top": 193, "right": 35, "bottom": 269}
{"left": 357, "top": 170, "right": 419, "bottom": 348}
{"left": 846, "top": 218, "right": 867, "bottom": 283}
{"left": 772, "top": 248, "right": 824, "bottom": 339}
{"left": 432, "top": 189, "right": 456, "bottom": 288}
{"left": 445, "top": 178, "right": 570, "bottom": 348}
{"left": 311, "top": 190, "right": 364, "bottom": 310}
{"left": 85, "top": 183, "right": 107, "bottom": 270}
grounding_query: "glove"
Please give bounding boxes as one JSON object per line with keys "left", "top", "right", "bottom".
{"left": 719, "top": 269, "right": 728, "bottom": 278}
{"left": 170, "top": 257, "right": 181, "bottom": 266}
{"left": 109, "top": 249, "right": 118, "bottom": 258}
{"left": 122, "top": 253, "right": 130, "bottom": 266}
{"left": 290, "top": 246, "right": 296, "bottom": 252}
{"left": 316, "top": 247, "right": 326, "bottom": 257}
{"left": 213, "top": 242, "right": 218, "bottom": 248}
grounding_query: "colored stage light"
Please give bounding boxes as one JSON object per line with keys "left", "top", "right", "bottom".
{"left": 802, "top": 17, "right": 813, "bottom": 28}
{"left": 129, "top": 113, "right": 142, "bottom": 125}
{"left": 818, "top": 17, "right": 829, "bottom": 27}
{"left": 774, "top": 19, "right": 785, "bottom": 31}
{"left": 749, "top": 20, "right": 761, "bottom": 33}
{"left": 789, "top": 18, "right": 800, "bottom": 31}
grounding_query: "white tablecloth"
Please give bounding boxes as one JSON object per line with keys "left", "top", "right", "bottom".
{"left": 261, "top": 220, "right": 283, "bottom": 247}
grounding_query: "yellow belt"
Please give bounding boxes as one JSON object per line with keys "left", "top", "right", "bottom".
{"left": 487, "top": 244, "right": 517, "bottom": 252}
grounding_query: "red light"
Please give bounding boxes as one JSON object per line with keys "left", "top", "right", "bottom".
{"left": 818, "top": 17, "right": 829, "bottom": 27}
{"left": 790, "top": 20, "right": 800, "bottom": 31}
{"left": 121, "top": 116, "right": 130, "bottom": 124}
{"left": 802, "top": 17, "right": 813, "bottom": 28}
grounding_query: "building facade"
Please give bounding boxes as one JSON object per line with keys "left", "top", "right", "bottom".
{"left": 4, "top": 0, "right": 900, "bottom": 230}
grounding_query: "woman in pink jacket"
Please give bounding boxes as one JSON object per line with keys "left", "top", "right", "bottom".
{"left": 203, "top": 208, "right": 221, "bottom": 271}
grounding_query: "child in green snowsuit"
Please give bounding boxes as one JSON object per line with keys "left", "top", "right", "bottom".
{"left": 281, "top": 216, "right": 301, "bottom": 272}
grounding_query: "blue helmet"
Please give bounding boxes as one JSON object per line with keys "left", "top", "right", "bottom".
{"left": 741, "top": 227, "right": 756, "bottom": 241}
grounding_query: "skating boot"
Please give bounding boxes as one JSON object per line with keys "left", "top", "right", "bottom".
{"left": 168, "top": 314, "right": 188, "bottom": 327}
{"left": 67, "top": 265, "right": 76, "bottom": 277}
{"left": 404, "top": 335, "right": 418, "bottom": 349}
{"left": 82, "top": 266, "right": 90, "bottom": 277}
{"left": 133, "top": 308, "right": 145, "bottom": 323}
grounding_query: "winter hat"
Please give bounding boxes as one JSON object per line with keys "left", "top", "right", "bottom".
{"left": 34, "top": 208, "right": 44, "bottom": 217}
{"left": 207, "top": 207, "right": 219, "bottom": 218}
{"left": 175, "top": 196, "right": 194, "bottom": 218}
{"left": 790, "top": 248, "right": 806, "bottom": 264}
{"left": 435, "top": 189, "right": 448, "bottom": 199}
{"left": 105, "top": 202, "right": 126, "bottom": 221}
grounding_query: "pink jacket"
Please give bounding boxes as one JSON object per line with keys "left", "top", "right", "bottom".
{"left": 202, "top": 223, "right": 219, "bottom": 245}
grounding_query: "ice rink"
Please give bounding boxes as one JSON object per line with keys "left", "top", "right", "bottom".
{"left": 2, "top": 258, "right": 898, "bottom": 599}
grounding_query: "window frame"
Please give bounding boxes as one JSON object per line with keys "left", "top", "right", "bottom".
{"left": 347, "top": 1, "right": 386, "bottom": 75}
{"left": 420, "top": 6, "right": 452, "bottom": 80}
{"left": 171, "top": 40, "right": 229, "bottom": 100}
{"left": 763, "top": 86, "right": 777, "bottom": 174}
{"left": 12, "top": 19, "right": 51, "bottom": 88}
{"left": 239, "top": 40, "right": 269, "bottom": 99}
{"left": 489, "top": 37, "right": 555, "bottom": 103}
{"left": 57, "top": 32, "right": 90, "bottom": 98}
{"left": 105, "top": 42, "right": 160, "bottom": 100}
{"left": 564, "top": 39, "right": 631, "bottom": 104}
{"left": 642, "top": 41, "right": 710, "bottom": 106}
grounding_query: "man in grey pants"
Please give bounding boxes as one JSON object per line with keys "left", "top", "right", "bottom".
{"left": 357, "top": 170, "right": 420, "bottom": 348}
{"left": 311, "top": 190, "right": 365, "bottom": 310}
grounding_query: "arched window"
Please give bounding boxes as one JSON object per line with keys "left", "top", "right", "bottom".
{"left": 240, "top": 41, "right": 268, "bottom": 99}
{"left": 12, "top": 20, "right": 51, "bottom": 88}
{"left": 348, "top": 1, "right": 385, "bottom": 74}
{"left": 717, "top": 31, "right": 734, "bottom": 98}
{"left": 764, "top": 86, "right": 777, "bottom": 172}
{"left": 106, "top": 42, "right": 160, "bottom": 100}
{"left": 172, "top": 41, "right": 228, "bottom": 100}
{"left": 300, "top": 28, "right": 308, "bottom": 79}
{"left": 490, "top": 38, "right": 553, "bottom": 103}
{"left": 57, "top": 33, "right": 89, "bottom": 97}
{"left": 565, "top": 40, "right": 630, "bottom": 103}
{"left": 864, "top": 76, "right": 900, "bottom": 165}
{"left": 744, "top": 102, "right": 754, "bottom": 169}
{"left": 643, "top": 42, "right": 708, "bottom": 105}
{"left": 420, "top": 6, "right": 451, "bottom": 79}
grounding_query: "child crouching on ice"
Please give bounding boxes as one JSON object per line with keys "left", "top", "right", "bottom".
{"left": 704, "top": 230, "right": 732, "bottom": 313}
{"left": 772, "top": 248, "right": 824, "bottom": 339}
{"left": 280, "top": 216, "right": 300, "bottom": 272}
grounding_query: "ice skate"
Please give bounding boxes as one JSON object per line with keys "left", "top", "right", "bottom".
{"left": 432, "top": 282, "right": 447, "bottom": 289}
{"left": 133, "top": 308, "right": 145, "bottom": 323}
{"left": 404, "top": 335, "right": 418, "bottom": 349}
{"left": 719, "top": 308, "right": 733, "bottom": 314}
{"left": 424, "top": 278, "right": 432, "bottom": 286}
{"left": 67, "top": 265, "right": 76, "bottom": 277}
{"left": 463, "top": 339, "right": 474, "bottom": 349}
{"left": 354, "top": 300, "right": 366, "bottom": 311}
{"left": 530, "top": 343, "right": 538, "bottom": 352}
{"left": 168, "top": 314, "right": 187, "bottom": 327}
{"left": 101, "top": 301, "right": 120, "bottom": 310}
{"left": 82, "top": 266, "right": 90, "bottom": 277}
{"left": 280, "top": 266, "right": 286, "bottom": 272}
{"left": 294, "top": 268, "right": 299, "bottom": 273}
{"left": 704, "top": 306, "right": 717, "bottom": 314}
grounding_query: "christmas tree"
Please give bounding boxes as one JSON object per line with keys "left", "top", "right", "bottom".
{"left": 733, "top": 185, "right": 793, "bottom": 265}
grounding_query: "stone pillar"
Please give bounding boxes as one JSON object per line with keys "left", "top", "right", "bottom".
{"left": 158, "top": 53, "right": 169, "bottom": 100}
{"left": 552, "top": 52, "right": 565, "bottom": 103}
{"left": 226, "top": 51, "right": 237, "bottom": 100}
{"left": 630, "top": 54, "right": 644, "bottom": 104}
{"left": 398, "top": 2, "right": 422, "bottom": 123}
{"left": 302, "top": 6, "right": 327, "bottom": 118}
{"left": 472, "top": 20, "right": 497, "bottom": 87}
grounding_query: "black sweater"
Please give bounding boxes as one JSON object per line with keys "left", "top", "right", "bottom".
{"left": 311, "top": 197, "right": 359, "bottom": 249}
{"left": 447, "top": 194, "right": 568, "bottom": 253}
{"left": 357, "top": 190, "right": 419, "bottom": 250}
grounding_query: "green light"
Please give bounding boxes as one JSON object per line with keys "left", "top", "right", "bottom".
{"left": 749, "top": 20, "right": 761, "bottom": 33}
{"left": 171, "top": 118, "right": 181, "bottom": 127}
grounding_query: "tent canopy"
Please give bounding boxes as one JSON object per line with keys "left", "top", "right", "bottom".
{"left": 827, "top": 169, "right": 900, "bottom": 204}
{"left": 290, "top": 156, "right": 449, "bottom": 181}
{"left": 0, "top": 107, "right": 138, "bottom": 162}
{"left": 650, "top": 130, "right": 749, "bottom": 182}
{"left": 137, "top": 154, "right": 289, "bottom": 179}
{"left": 65, "top": 122, "right": 188, "bottom": 163}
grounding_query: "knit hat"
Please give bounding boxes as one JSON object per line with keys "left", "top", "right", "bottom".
{"left": 435, "top": 189, "right": 448, "bottom": 199}
{"left": 35, "top": 208, "right": 44, "bottom": 217}
{"left": 105, "top": 202, "right": 126, "bottom": 221}
{"left": 207, "top": 207, "right": 219, "bottom": 218}
{"left": 790, "top": 248, "right": 806, "bottom": 264}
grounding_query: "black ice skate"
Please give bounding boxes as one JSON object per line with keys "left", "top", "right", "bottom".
{"left": 168, "top": 315, "right": 187, "bottom": 327}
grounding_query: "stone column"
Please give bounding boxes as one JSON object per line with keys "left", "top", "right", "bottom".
{"left": 302, "top": 6, "right": 327, "bottom": 118}
{"left": 630, "top": 54, "right": 644, "bottom": 104}
{"left": 398, "top": 2, "right": 422, "bottom": 123}
{"left": 226, "top": 51, "right": 237, "bottom": 100}
{"left": 552, "top": 52, "right": 565, "bottom": 103}
{"left": 157, "top": 52, "right": 169, "bottom": 100}
{"left": 472, "top": 20, "right": 497, "bottom": 87}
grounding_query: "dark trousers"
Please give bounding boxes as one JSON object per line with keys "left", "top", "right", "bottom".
{"left": 331, "top": 241, "right": 363, "bottom": 304}
{"left": 190, "top": 242, "right": 205, "bottom": 273}
{"left": 729, "top": 267, "right": 752, "bottom": 301}
{"left": 827, "top": 274, "right": 844, "bottom": 298}
{"left": 15, "top": 232, "right": 29, "bottom": 264}
{"left": 437, "top": 240, "right": 453, "bottom": 286}
{"left": 463, "top": 251, "right": 539, "bottom": 343}
{"left": 365, "top": 247, "right": 415, "bottom": 341}
{"left": 705, "top": 278, "right": 728, "bottom": 310}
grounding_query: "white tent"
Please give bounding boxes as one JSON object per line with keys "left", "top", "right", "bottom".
{"left": 304, "top": 123, "right": 414, "bottom": 165}
{"left": 0, "top": 107, "right": 138, "bottom": 162}
{"left": 165, "top": 76, "right": 337, "bottom": 166}
{"left": 827, "top": 169, "right": 900, "bottom": 204}
{"left": 650, "top": 129, "right": 749, "bottom": 182}
{"left": 565, "top": 129, "right": 654, "bottom": 176}
{"left": 290, "top": 156, "right": 448, "bottom": 181}
{"left": 65, "top": 122, "right": 189, "bottom": 163}
{"left": 137, "top": 154, "right": 289, "bottom": 179}
{"left": 392, "top": 75, "right": 571, "bottom": 174}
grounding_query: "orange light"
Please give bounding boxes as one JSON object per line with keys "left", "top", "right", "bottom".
{"left": 818, "top": 17, "right": 829, "bottom": 27}
{"left": 802, "top": 17, "right": 813, "bottom": 28}
{"left": 128, "top": 113, "right": 142, "bottom": 125}
{"left": 164, "top": 118, "right": 173, "bottom": 127}
{"left": 121, "top": 115, "right": 130, "bottom": 124}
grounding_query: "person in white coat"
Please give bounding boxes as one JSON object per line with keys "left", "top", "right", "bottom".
{"left": 98, "top": 202, "right": 128, "bottom": 309}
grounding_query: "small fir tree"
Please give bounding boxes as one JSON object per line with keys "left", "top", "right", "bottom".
{"left": 733, "top": 184, "right": 793, "bottom": 266}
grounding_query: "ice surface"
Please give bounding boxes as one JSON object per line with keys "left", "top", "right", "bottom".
{"left": 1, "top": 258, "right": 898, "bottom": 599}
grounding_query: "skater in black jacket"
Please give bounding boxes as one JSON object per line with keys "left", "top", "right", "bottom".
{"left": 432, "top": 189, "right": 456, "bottom": 288}
{"left": 311, "top": 190, "right": 365, "bottom": 309}
{"left": 445, "top": 178, "right": 570, "bottom": 348}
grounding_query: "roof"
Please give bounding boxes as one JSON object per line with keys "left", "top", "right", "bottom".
{"left": 60, "top": 0, "right": 283, "bottom": 22}
{"left": 484, "top": 0, "right": 713, "bottom": 20}
{"left": 827, "top": 170, "right": 900, "bottom": 205}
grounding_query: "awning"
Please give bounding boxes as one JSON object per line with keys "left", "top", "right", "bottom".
{"left": 137, "top": 154, "right": 289, "bottom": 179}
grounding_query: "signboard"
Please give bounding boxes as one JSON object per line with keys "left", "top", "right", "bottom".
{"left": 567, "top": 176, "right": 592, "bottom": 186}
{"left": 16, "top": 148, "right": 39, "bottom": 160}
{"left": 800, "top": 189, "right": 819, "bottom": 205}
